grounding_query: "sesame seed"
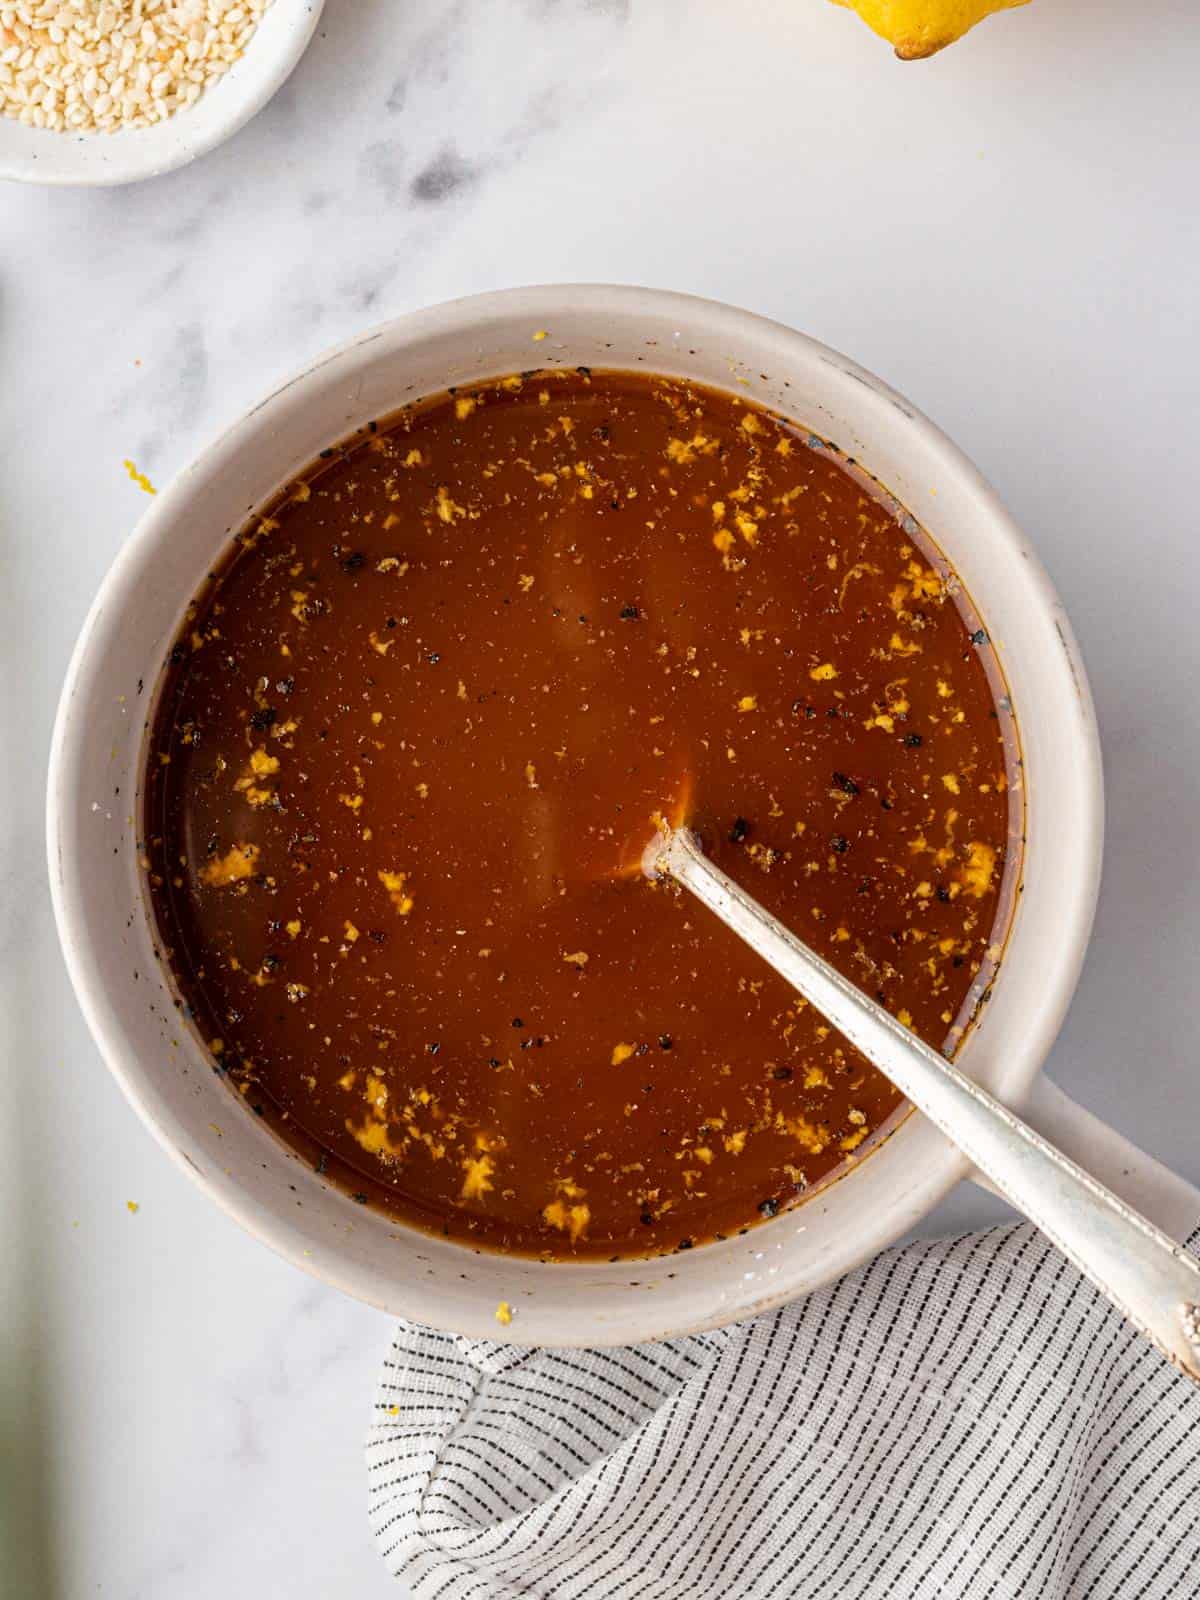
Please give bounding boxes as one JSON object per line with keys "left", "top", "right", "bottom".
{"left": 0, "top": 0, "right": 272, "bottom": 135}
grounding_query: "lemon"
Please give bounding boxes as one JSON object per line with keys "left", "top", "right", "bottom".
{"left": 830, "top": 0, "right": 1031, "bottom": 57}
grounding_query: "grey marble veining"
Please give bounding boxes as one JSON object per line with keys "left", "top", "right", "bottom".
{"left": 2, "top": 0, "right": 1199, "bottom": 1593}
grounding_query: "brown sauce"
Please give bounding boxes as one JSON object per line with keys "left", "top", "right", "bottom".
{"left": 143, "top": 370, "right": 1013, "bottom": 1259}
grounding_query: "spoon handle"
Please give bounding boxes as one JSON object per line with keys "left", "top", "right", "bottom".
{"left": 658, "top": 827, "right": 1200, "bottom": 1384}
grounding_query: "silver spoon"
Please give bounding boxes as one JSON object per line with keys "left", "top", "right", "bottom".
{"left": 645, "top": 823, "right": 1200, "bottom": 1384}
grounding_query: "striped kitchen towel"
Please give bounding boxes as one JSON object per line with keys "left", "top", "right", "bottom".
{"left": 367, "top": 1221, "right": 1200, "bottom": 1597}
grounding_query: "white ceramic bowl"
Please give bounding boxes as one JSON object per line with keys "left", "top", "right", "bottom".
{"left": 0, "top": 0, "right": 323, "bottom": 187}
{"left": 48, "top": 285, "right": 1108, "bottom": 1344}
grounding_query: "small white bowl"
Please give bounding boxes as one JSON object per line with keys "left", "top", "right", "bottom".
{"left": 0, "top": 0, "right": 324, "bottom": 188}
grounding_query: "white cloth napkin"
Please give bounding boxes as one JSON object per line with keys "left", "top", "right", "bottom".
{"left": 367, "top": 1220, "right": 1200, "bottom": 1598}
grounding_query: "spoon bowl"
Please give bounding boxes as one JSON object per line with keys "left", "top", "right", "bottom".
{"left": 47, "top": 285, "right": 1112, "bottom": 1343}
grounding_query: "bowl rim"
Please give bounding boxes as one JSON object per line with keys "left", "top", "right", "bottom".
{"left": 46, "top": 284, "right": 1105, "bottom": 1342}
{"left": 0, "top": 0, "right": 325, "bottom": 188}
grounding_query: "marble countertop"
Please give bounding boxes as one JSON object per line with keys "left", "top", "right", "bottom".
{"left": 3, "top": 0, "right": 1198, "bottom": 1593}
